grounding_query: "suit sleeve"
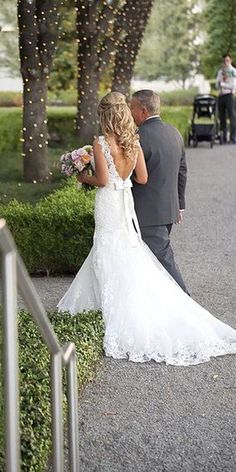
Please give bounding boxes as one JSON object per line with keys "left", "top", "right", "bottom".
{"left": 178, "top": 142, "right": 187, "bottom": 210}
{"left": 138, "top": 127, "right": 149, "bottom": 161}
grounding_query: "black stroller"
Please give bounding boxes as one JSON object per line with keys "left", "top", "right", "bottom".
{"left": 188, "top": 94, "right": 218, "bottom": 148}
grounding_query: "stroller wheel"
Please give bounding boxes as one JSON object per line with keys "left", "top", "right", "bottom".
{"left": 210, "top": 140, "right": 214, "bottom": 149}
{"left": 193, "top": 138, "right": 198, "bottom": 148}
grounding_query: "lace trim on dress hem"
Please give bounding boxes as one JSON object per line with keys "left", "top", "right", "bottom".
{"left": 104, "top": 339, "right": 236, "bottom": 365}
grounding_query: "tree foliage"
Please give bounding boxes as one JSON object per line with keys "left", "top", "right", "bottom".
{"left": 0, "top": 1, "right": 17, "bottom": 30}
{"left": 0, "top": 1, "right": 20, "bottom": 77}
{"left": 49, "top": 0, "right": 77, "bottom": 92}
{"left": 201, "top": 0, "right": 236, "bottom": 78}
{"left": 76, "top": 0, "right": 121, "bottom": 140}
{"left": 111, "top": 0, "right": 155, "bottom": 95}
{"left": 135, "top": 0, "right": 202, "bottom": 87}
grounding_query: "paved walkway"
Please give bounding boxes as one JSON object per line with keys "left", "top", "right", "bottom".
{"left": 17, "top": 144, "right": 236, "bottom": 471}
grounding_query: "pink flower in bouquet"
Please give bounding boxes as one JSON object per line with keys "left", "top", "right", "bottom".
{"left": 71, "top": 149, "right": 86, "bottom": 172}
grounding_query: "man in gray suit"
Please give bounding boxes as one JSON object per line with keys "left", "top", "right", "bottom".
{"left": 130, "top": 89, "right": 188, "bottom": 293}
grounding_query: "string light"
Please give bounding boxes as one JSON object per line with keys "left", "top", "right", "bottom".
{"left": 17, "top": 0, "right": 154, "bottom": 181}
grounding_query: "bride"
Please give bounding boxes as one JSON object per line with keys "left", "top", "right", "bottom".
{"left": 57, "top": 92, "right": 236, "bottom": 366}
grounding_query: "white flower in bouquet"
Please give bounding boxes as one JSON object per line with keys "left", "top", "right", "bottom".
{"left": 60, "top": 145, "right": 94, "bottom": 177}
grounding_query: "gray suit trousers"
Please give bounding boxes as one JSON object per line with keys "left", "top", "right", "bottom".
{"left": 140, "top": 224, "right": 188, "bottom": 293}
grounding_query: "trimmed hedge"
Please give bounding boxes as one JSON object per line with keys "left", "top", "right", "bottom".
{"left": 0, "top": 180, "right": 95, "bottom": 275}
{"left": 161, "top": 106, "right": 191, "bottom": 142}
{"left": 0, "top": 107, "right": 78, "bottom": 156}
{"left": 0, "top": 105, "right": 191, "bottom": 156}
{"left": 0, "top": 108, "right": 23, "bottom": 155}
{"left": 0, "top": 91, "right": 23, "bottom": 107}
{"left": 161, "top": 87, "right": 199, "bottom": 106}
{"left": 0, "top": 88, "right": 198, "bottom": 108}
{"left": 0, "top": 309, "right": 104, "bottom": 471}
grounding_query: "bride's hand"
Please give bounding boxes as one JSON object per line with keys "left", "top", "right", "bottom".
{"left": 77, "top": 170, "right": 88, "bottom": 183}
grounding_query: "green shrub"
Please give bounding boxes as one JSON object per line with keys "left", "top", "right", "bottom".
{"left": 49, "top": 87, "right": 201, "bottom": 108}
{"left": 208, "top": 79, "right": 218, "bottom": 95}
{"left": 0, "top": 105, "right": 191, "bottom": 157}
{"left": 48, "top": 89, "right": 77, "bottom": 107}
{"left": 0, "top": 108, "right": 22, "bottom": 155}
{"left": 0, "top": 309, "right": 104, "bottom": 471}
{"left": 48, "top": 86, "right": 109, "bottom": 106}
{"left": 0, "top": 180, "right": 95, "bottom": 274}
{"left": 162, "top": 106, "right": 191, "bottom": 142}
{"left": 47, "top": 107, "right": 78, "bottom": 149}
{"left": 0, "top": 108, "right": 78, "bottom": 156}
{"left": 161, "top": 87, "right": 199, "bottom": 106}
{"left": 0, "top": 91, "right": 23, "bottom": 107}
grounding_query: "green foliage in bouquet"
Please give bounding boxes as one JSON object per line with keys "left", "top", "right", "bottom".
{"left": 0, "top": 180, "right": 96, "bottom": 274}
{"left": 0, "top": 309, "right": 104, "bottom": 471}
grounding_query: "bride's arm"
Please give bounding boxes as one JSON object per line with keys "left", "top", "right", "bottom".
{"left": 133, "top": 145, "right": 148, "bottom": 184}
{"left": 77, "top": 138, "right": 109, "bottom": 187}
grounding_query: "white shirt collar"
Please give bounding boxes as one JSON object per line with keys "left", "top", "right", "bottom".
{"left": 145, "top": 114, "right": 160, "bottom": 121}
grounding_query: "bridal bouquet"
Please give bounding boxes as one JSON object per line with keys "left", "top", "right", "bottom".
{"left": 60, "top": 145, "right": 94, "bottom": 177}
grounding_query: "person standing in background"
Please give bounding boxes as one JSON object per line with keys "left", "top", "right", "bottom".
{"left": 216, "top": 54, "right": 236, "bottom": 144}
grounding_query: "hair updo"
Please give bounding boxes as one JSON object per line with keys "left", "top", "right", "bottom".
{"left": 97, "top": 92, "right": 139, "bottom": 161}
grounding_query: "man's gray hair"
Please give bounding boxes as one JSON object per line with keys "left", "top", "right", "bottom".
{"left": 132, "top": 89, "right": 160, "bottom": 114}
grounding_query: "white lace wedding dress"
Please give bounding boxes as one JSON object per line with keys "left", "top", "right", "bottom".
{"left": 57, "top": 136, "right": 236, "bottom": 365}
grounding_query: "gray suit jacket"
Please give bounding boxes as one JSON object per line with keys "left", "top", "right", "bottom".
{"left": 132, "top": 116, "right": 187, "bottom": 226}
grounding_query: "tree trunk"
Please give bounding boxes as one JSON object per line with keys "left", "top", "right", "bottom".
{"left": 18, "top": 0, "right": 60, "bottom": 181}
{"left": 112, "top": 0, "right": 155, "bottom": 97}
{"left": 22, "top": 79, "right": 49, "bottom": 181}
{"left": 77, "top": 43, "right": 100, "bottom": 142}
{"left": 76, "top": 0, "right": 121, "bottom": 143}
{"left": 112, "top": 61, "right": 134, "bottom": 97}
{"left": 77, "top": 80, "right": 100, "bottom": 143}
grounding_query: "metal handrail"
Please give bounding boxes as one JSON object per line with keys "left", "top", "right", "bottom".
{"left": 0, "top": 219, "right": 79, "bottom": 471}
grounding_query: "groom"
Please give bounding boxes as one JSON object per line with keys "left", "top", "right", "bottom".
{"left": 130, "top": 89, "right": 188, "bottom": 293}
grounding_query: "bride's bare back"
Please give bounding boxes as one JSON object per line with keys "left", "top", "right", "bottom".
{"left": 105, "top": 135, "right": 136, "bottom": 180}
{"left": 78, "top": 134, "right": 147, "bottom": 187}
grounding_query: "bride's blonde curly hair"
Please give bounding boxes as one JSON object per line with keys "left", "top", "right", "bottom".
{"left": 98, "top": 92, "right": 139, "bottom": 161}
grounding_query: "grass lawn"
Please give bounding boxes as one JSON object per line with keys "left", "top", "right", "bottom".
{"left": 0, "top": 106, "right": 79, "bottom": 206}
{"left": 0, "top": 147, "right": 66, "bottom": 205}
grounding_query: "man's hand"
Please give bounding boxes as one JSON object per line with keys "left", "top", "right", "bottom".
{"left": 177, "top": 209, "right": 184, "bottom": 224}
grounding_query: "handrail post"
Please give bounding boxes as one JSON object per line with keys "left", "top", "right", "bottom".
{"left": 51, "top": 352, "right": 64, "bottom": 472}
{"left": 66, "top": 348, "right": 79, "bottom": 471}
{"left": 2, "top": 250, "right": 21, "bottom": 472}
